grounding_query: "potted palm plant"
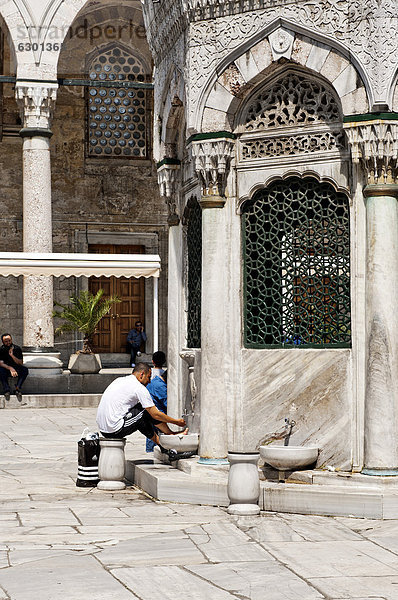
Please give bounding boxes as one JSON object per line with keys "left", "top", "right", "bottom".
{"left": 53, "top": 289, "right": 121, "bottom": 374}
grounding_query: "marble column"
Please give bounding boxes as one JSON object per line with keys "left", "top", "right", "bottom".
{"left": 198, "top": 194, "right": 228, "bottom": 459}
{"left": 345, "top": 118, "right": 398, "bottom": 474}
{"left": 20, "top": 129, "right": 54, "bottom": 349}
{"left": 16, "top": 83, "right": 62, "bottom": 371}
{"left": 192, "top": 134, "right": 235, "bottom": 461}
{"left": 157, "top": 160, "right": 182, "bottom": 418}
{"left": 166, "top": 220, "right": 183, "bottom": 418}
{"left": 363, "top": 184, "right": 398, "bottom": 474}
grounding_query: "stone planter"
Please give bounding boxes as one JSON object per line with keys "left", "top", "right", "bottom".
{"left": 227, "top": 452, "right": 260, "bottom": 515}
{"left": 68, "top": 353, "right": 102, "bottom": 374}
{"left": 97, "top": 438, "right": 126, "bottom": 490}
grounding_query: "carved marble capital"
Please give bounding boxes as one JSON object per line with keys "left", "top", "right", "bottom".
{"left": 191, "top": 136, "right": 235, "bottom": 198}
{"left": 157, "top": 161, "right": 181, "bottom": 224}
{"left": 180, "top": 349, "right": 195, "bottom": 368}
{"left": 16, "top": 82, "right": 58, "bottom": 130}
{"left": 344, "top": 119, "right": 398, "bottom": 185}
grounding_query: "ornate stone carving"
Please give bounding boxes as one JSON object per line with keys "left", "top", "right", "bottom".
{"left": 191, "top": 137, "right": 235, "bottom": 197}
{"left": 16, "top": 83, "right": 58, "bottom": 130}
{"left": 268, "top": 27, "right": 294, "bottom": 61}
{"left": 243, "top": 73, "right": 340, "bottom": 131}
{"left": 185, "top": 0, "right": 398, "bottom": 123}
{"left": 180, "top": 349, "right": 197, "bottom": 413}
{"left": 344, "top": 120, "right": 398, "bottom": 184}
{"left": 241, "top": 130, "right": 346, "bottom": 159}
{"left": 157, "top": 162, "right": 181, "bottom": 224}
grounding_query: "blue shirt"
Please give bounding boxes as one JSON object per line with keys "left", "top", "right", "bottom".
{"left": 127, "top": 328, "right": 147, "bottom": 347}
{"left": 146, "top": 376, "right": 167, "bottom": 413}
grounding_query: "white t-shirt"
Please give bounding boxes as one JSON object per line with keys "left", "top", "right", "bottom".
{"left": 96, "top": 374, "right": 154, "bottom": 433}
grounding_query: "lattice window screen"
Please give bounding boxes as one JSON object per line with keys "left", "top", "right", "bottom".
{"left": 87, "top": 46, "right": 147, "bottom": 157}
{"left": 242, "top": 177, "right": 351, "bottom": 348}
{"left": 243, "top": 73, "right": 340, "bottom": 132}
{"left": 187, "top": 199, "right": 202, "bottom": 348}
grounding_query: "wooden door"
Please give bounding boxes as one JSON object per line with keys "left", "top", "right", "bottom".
{"left": 88, "top": 244, "right": 145, "bottom": 353}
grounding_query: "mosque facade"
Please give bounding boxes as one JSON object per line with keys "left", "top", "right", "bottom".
{"left": 0, "top": 0, "right": 397, "bottom": 472}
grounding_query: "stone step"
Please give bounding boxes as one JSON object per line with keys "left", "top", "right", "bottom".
{"left": 125, "top": 459, "right": 230, "bottom": 507}
{"left": 127, "top": 459, "right": 398, "bottom": 519}
{"left": 99, "top": 353, "right": 152, "bottom": 367}
{"left": 0, "top": 393, "right": 101, "bottom": 409}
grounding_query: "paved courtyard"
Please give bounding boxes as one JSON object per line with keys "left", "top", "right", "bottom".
{"left": 0, "top": 407, "right": 398, "bottom": 599}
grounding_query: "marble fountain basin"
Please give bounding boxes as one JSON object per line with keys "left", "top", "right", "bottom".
{"left": 259, "top": 445, "right": 319, "bottom": 470}
{"left": 159, "top": 432, "right": 199, "bottom": 452}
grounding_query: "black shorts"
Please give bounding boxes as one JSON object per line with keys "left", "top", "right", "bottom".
{"left": 101, "top": 403, "right": 160, "bottom": 440}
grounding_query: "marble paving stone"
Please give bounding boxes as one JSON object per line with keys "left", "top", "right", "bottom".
{"left": 266, "top": 541, "right": 398, "bottom": 578}
{"left": 0, "top": 554, "right": 136, "bottom": 600}
{"left": 187, "top": 562, "right": 325, "bottom": 600}
{"left": 277, "top": 514, "right": 363, "bottom": 542}
{"left": 238, "top": 514, "right": 305, "bottom": 542}
{"left": 17, "top": 508, "right": 80, "bottom": 526}
{"left": 309, "top": 575, "right": 398, "bottom": 599}
{"left": 0, "top": 552, "right": 8, "bottom": 569}
{"left": 191, "top": 527, "right": 273, "bottom": 563}
{"left": 336, "top": 517, "right": 395, "bottom": 537}
{"left": 199, "top": 522, "right": 251, "bottom": 537}
{"left": 71, "top": 506, "right": 137, "bottom": 523}
{"left": 111, "top": 565, "right": 241, "bottom": 600}
{"left": 8, "top": 548, "right": 78, "bottom": 567}
{"left": 96, "top": 533, "right": 206, "bottom": 568}
{"left": 0, "top": 512, "right": 17, "bottom": 521}
{"left": 77, "top": 523, "right": 205, "bottom": 536}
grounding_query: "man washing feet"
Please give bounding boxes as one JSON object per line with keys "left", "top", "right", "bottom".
{"left": 96, "top": 363, "right": 191, "bottom": 460}
{"left": 0, "top": 333, "right": 29, "bottom": 403}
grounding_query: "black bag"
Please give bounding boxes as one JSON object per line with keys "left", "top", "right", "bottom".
{"left": 76, "top": 429, "right": 100, "bottom": 487}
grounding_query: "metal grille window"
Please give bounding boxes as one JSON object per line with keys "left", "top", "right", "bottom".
{"left": 87, "top": 46, "right": 147, "bottom": 157}
{"left": 243, "top": 177, "right": 350, "bottom": 348}
{"left": 187, "top": 199, "right": 202, "bottom": 348}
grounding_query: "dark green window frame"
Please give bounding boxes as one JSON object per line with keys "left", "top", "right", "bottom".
{"left": 187, "top": 198, "right": 202, "bottom": 348}
{"left": 243, "top": 177, "right": 351, "bottom": 349}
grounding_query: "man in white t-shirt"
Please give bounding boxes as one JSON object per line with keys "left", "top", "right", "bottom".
{"left": 96, "top": 363, "right": 187, "bottom": 451}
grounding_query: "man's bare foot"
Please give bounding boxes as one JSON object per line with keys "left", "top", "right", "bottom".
{"left": 173, "top": 427, "right": 189, "bottom": 436}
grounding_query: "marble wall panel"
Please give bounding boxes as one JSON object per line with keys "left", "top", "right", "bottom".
{"left": 240, "top": 349, "right": 352, "bottom": 469}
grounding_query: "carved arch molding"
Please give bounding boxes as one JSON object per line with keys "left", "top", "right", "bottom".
{"left": 237, "top": 71, "right": 346, "bottom": 163}
{"left": 191, "top": 2, "right": 394, "bottom": 129}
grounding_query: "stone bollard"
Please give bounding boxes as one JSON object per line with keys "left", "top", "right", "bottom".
{"left": 227, "top": 452, "right": 260, "bottom": 515}
{"left": 97, "top": 438, "right": 126, "bottom": 490}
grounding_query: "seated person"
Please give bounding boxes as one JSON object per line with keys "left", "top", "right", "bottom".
{"left": 151, "top": 350, "right": 165, "bottom": 381}
{"left": 96, "top": 363, "right": 189, "bottom": 460}
{"left": 146, "top": 370, "right": 167, "bottom": 452}
{"left": 0, "top": 333, "right": 29, "bottom": 402}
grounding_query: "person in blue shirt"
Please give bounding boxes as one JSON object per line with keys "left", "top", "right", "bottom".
{"left": 146, "top": 370, "right": 167, "bottom": 452}
{"left": 126, "top": 321, "right": 147, "bottom": 366}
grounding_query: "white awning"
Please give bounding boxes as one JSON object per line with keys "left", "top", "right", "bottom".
{"left": 0, "top": 252, "right": 161, "bottom": 278}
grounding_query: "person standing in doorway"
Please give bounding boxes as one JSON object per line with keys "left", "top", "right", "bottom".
{"left": 0, "top": 333, "right": 29, "bottom": 402}
{"left": 126, "top": 320, "right": 147, "bottom": 367}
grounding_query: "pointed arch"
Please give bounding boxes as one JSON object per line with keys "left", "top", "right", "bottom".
{"left": 197, "top": 20, "right": 370, "bottom": 133}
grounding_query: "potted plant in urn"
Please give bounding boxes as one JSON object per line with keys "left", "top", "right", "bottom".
{"left": 53, "top": 289, "right": 121, "bottom": 374}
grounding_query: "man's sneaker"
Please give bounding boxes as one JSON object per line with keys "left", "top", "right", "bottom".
{"left": 15, "top": 389, "right": 23, "bottom": 402}
{"left": 168, "top": 449, "right": 196, "bottom": 462}
{"left": 4, "top": 391, "right": 10, "bottom": 401}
